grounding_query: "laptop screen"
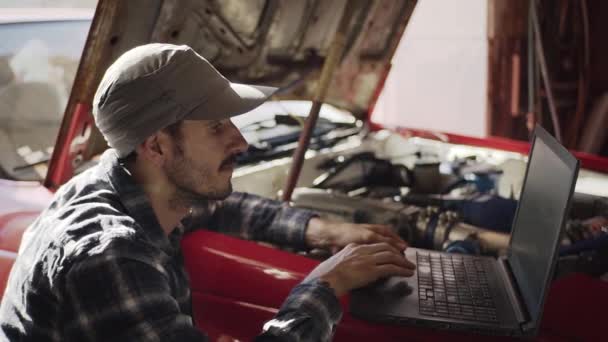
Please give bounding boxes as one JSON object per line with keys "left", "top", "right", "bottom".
{"left": 508, "top": 126, "right": 579, "bottom": 328}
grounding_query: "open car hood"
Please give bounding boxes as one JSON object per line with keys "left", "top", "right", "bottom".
{"left": 90, "top": 0, "right": 419, "bottom": 113}
{"left": 45, "top": 0, "right": 417, "bottom": 189}
{"left": 151, "top": 0, "right": 416, "bottom": 117}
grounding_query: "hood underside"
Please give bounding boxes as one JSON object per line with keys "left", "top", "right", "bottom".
{"left": 45, "top": 0, "right": 417, "bottom": 189}
{"left": 90, "top": 0, "right": 416, "bottom": 117}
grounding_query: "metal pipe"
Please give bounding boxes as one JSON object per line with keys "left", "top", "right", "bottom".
{"left": 527, "top": 3, "right": 536, "bottom": 124}
{"left": 530, "top": 0, "right": 563, "bottom": 143}
{"left": 510, "top": 52, "right": 521, "bottom": 117}
{"left": 567, "top": 0, "right": 590, "bottom": 148}
{"left": 282, "top": 3, "right": 357, "bottom": 202}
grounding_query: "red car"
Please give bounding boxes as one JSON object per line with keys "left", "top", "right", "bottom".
{"left": 1, "top": 1, "right": 607, "bottom": 341}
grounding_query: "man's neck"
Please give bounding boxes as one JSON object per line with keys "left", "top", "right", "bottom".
{"left": 128, "top": 164, "right": 189, "bottom": 236}
{"left": 146, "top": 189, "right": 190, "bottom": 236}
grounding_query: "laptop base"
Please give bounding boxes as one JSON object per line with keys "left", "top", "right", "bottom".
{"left": 350, "top": 248, "right": 521, "bottom": 337}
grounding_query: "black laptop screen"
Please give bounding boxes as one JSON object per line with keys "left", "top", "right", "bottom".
{"left": 508, "top": 127, "right": 579, "bottom": 326}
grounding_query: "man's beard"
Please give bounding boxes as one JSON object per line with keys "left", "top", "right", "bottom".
{"left": 168, "top": 179, "right": 232, "bottom": 209}
{"left": 164, "top": 151, "right": 233, "bottom": 210}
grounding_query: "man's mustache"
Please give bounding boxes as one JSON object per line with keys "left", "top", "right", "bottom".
{"left": 220, "top": 154, "right": 238, "bottom": 168}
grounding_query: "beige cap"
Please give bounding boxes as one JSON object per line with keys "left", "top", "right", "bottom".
{"left": 93, "top": 43, "right": 276, "bottom": 157}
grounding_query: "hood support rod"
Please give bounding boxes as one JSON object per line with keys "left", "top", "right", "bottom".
{"left": 282, "top": 3, "right": 356, "bottom": 202}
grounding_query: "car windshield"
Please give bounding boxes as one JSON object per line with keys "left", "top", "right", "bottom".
{"left": 0, "top": 19, "right": 91, "bottom": 181}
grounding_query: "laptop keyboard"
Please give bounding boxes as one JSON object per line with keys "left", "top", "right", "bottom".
{"left": 417, "top": 251, "right": 498, "bottom": 323}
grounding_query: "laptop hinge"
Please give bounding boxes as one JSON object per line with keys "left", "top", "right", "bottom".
{"left": 497, "top": 257, "right": 528, "bottom": 325}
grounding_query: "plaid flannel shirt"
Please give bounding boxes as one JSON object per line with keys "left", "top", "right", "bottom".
{"left": 0, "top": 149, "right": 342, "bottom": 341}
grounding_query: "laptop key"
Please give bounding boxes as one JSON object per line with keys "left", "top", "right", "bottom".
{"left": 476, "top": 315, "right": 494, "bottom": 322}
{"left": 420, "top": 299, "right": 435, "bottom": 308}
{"left": 482, "top": 300, "right": 495, "bottom": 307}
{"left": 447, "top": 295, "right": 458, "bottom": 303}
{"left": 420, "top": 310, "right": 435, "bottom": 317}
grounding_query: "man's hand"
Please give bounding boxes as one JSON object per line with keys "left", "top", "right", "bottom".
{"left": 305, "top": 218, "right": 407, "bottom": 253}
{"left": 305, "top": 242, "right": 416, "bottom": 297}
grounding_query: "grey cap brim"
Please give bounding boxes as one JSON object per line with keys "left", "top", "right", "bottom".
{"left": 186, "top": 83, "right": 278, "bottom": 121}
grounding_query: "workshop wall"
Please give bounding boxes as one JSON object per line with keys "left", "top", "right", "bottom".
{"left": 372, "top": 0, "right": 488, "bottom": 138}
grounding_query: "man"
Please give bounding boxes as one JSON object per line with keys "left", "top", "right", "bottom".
{"left": 0, "top": 44, "right": 416, "bottom": 341}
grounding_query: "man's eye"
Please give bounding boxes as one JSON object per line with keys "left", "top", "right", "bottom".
{"left": 210, "top": 122, "right": 224, "bottom": 131}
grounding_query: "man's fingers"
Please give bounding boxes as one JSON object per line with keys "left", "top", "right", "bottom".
{"left": 365, "top": 225, "right": 407, "bottom": 248}
{"left": 374, "top": 264, "right": 416, "bottom": 278}
{"left": 360, "top": 232, "right": 407, "bottom": 253}
{"left": 373, "top": 234, "right": 408, "bottom": 251}
{"left": 367, "top": 224, "right": 400, "bottom": 239}
{"left": 356, "top": 242, "right": 401, "bottom": 256}
{"left": 372, "top": 251, "right": 416, "bottom": 270}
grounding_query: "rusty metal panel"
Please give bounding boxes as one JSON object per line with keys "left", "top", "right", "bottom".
{"left": 151, "top": 0, "right": 417, "bottom": 118}
{"left": 486, "top": 0, "right": 529, "bottom": 141}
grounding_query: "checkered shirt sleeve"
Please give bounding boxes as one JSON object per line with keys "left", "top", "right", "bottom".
{"left": 191, "top": 192, "right": 344, "bottom": 341}
{"left": 202, "top": 191, "right": 317, "bottom": 250}
{"left": 258, "top": 281, "right": 343, "bottom": 342}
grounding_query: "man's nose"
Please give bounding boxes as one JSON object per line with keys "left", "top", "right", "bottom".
{"left": 228, "top": 120, "right": 249, "bottom": 154}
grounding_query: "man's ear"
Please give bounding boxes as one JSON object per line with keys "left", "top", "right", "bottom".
{"left": 137, "top": 134, "right": 165, "bottom": 167}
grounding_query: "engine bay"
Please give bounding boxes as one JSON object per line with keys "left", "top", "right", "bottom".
{"left": 233, "top": 130, "right": 608, "bottom": 278}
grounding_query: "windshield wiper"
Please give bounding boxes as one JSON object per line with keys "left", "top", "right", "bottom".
{"left": 13, "top": 157, "right": 51, "bottom": 172}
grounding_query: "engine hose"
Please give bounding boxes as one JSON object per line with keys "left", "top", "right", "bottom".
{"left": 444, "top": 240, "right": 481, "bottom": 255}
{"left": 560, "top": 234, "right": 608, "bottom": 256}
{"left": 424, "top": 216, "right": 439, "bottom": 250}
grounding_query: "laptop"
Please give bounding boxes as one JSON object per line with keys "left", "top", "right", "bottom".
{"left": 350, "top": 126, "right": 580, "bottom": 337}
